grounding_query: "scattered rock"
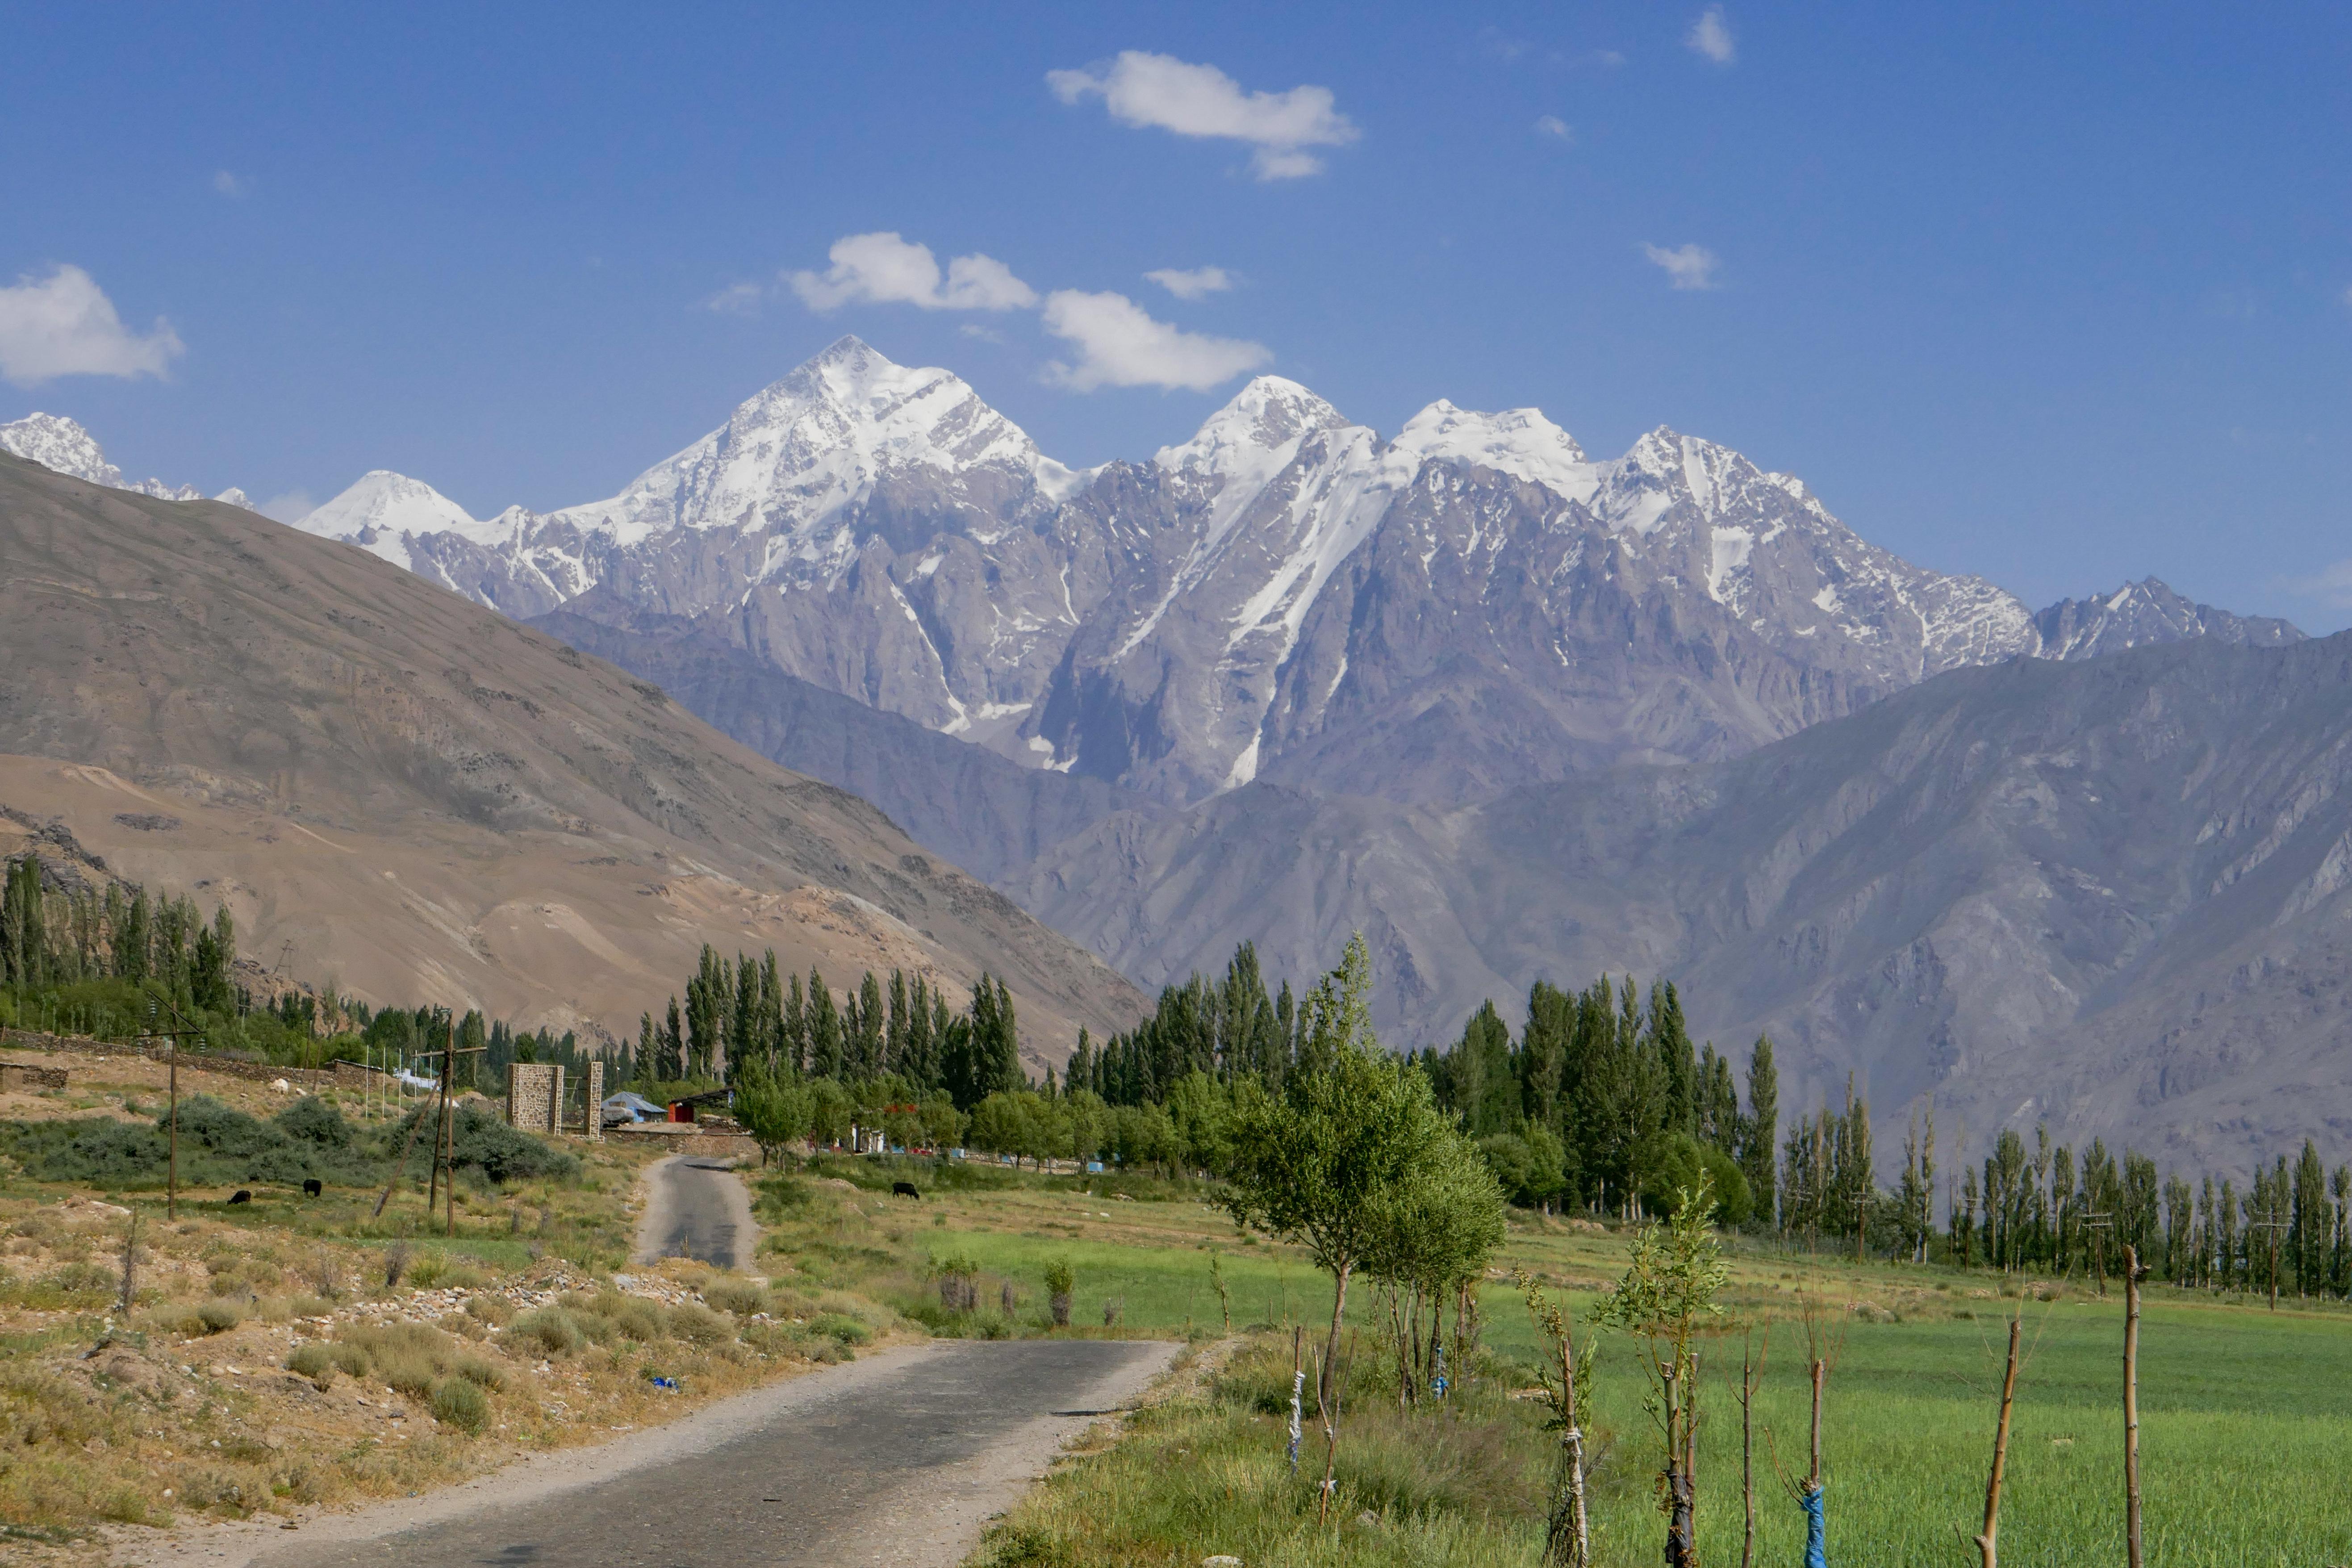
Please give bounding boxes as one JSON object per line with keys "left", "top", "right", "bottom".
{"left": 1203, "top": 1558, "right": 1243, "bottom": 1568}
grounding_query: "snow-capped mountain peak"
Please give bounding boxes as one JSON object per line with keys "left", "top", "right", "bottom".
{"left": 1387, "top": 400, "right": 1593, "bottom": 501}
{"left": 1156, "top": 375, "right": 1352, "bottom": 479}
{"left": 542, "top": 335, "right": 1084, "bottom": 552}
{"left": 287, "top": 470, "right": 497, "bottom": 571}
{"left": 1, "top": 410, "right": 253, "bottom": 508}
{"left": 0, "top": 412, "right": 123, "bottom": 487}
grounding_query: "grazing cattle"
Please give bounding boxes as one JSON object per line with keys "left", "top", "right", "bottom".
{"left": 302, "top": 1179, "right": 323, "bottom": 1198}
{"left": 891, "top": 1181, "right": 922, "bottom": 1199}
{"left": 228, "top": 1190, "right": 253, "bottom": 1205}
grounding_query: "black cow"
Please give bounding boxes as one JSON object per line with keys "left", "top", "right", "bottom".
{"left": 228, "top": 1190, "right": 252, "bottom": 1205}
{"left": 891, "top": 1181, "right": 922, "bottom": 1199}
{"left": 302, "top": 1179, "right": 323, "bottom": 1199}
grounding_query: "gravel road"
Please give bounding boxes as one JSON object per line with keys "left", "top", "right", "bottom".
{"left": 631, "top": 1154, "right": 757, "bottom": 1269}
{"left": 146, "top": 1338, "right": 1177, "bottom": 1568}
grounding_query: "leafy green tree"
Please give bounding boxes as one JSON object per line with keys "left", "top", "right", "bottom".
{"left": 1109, "top": 1101, "right": 1178, "bottom": 1175}
{"left": 735, "top": 1067, "right": 810, "bottom": 1165}
{"left": 1224, "top": 934, "right": 1453, "bottom": 1404}
{"left": 1593, "top": 1173, "right": 1730, "bottom": 1568}
{"left": 1166, "top": 1070, "right": 1232, "bottom": 1176}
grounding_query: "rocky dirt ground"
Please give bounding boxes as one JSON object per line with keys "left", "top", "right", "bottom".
{"left": 0, "top": 1050, "right": 915, "bottom": 1565}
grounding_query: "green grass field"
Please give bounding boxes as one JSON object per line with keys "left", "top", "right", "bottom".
{"left": 773, "top": 1161, "right": 2352, "bottom": 1566}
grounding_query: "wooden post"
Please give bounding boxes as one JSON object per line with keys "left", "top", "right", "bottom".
{"left": 167, "top": 1043, "right": 178, "bottom": 1221}
{"left": 1973, "top": 1313, "right": 2022, "bottom": 1568}
{"left": 138, "top": 1007, "right": 205, "bottom": 1223}
{"left": 1738, "top": 1335, "right": 1763, "bottom": 1568}
{"left": 2123, "top": 1246, "right": 2146, "bottom": 1568}
{"left": 1809, "top": 1356, "right": 1826, "bottom": 1491}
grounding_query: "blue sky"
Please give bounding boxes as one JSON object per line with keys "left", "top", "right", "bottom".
{"left": 4, "top": 2, "right": 2350, "bottom": 625}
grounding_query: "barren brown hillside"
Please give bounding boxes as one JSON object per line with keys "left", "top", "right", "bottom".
{"left": 0, "top": 452, "right": 1145, "bottom": 1061}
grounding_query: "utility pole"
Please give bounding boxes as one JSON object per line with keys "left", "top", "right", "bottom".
{"left": 2082, "top": 1212, "right": 2113, "bottom": 1298}
{"left": 2248, "top": 1218, "right": 2290, "bottom": 1311}
{"left": 137, "top": 1001, "right": 206, "bottom": 1223}
{"left": 412, "top": 1016, "right": 485, "bottom": 1239}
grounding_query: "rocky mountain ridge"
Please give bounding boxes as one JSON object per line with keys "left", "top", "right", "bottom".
{"left": 275, "top": 337, "right": 2302, "bottom": 810}
{"left": 0, "top": 412, "right": 254, "bottom": 510}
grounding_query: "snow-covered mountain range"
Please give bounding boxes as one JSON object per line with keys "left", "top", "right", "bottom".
{"left": 274, "top": 336, "right": 2299, "bottom": 806}
{"left": 0, "top": 412, "right": 254, "bottom": 510}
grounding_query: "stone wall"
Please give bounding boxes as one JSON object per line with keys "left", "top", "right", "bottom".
{"left": 507, "top": 1062, "right": 563, "bottom": 1133}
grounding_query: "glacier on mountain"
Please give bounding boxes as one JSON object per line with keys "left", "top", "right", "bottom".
{"left": 272, "top": 336, "right": 2299, "bottom": 807}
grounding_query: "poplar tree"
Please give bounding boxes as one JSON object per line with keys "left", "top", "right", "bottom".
{"left": 1742, "top": 1036, "right": 1778, "bottom": 1228}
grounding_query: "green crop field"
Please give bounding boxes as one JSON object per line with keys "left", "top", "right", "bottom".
{"left": 787, "top": 1162, "right": 2352, "bottom": 1567}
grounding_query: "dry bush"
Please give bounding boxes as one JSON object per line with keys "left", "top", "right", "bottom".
{"left": 286, "top": 1343, "right": 336, "bottom": 1389}
{"left": 430, "top": 1378, "right": 490, "bottom": 1433}
{"left": 703, "top": 1278, "right": 769, "bottom": 1316}
{"left": 463, "top": 1294, "right": 515, "bottom": 1327}
{"left": 194, "top": 1299, "right": 243, "bottom": 1334}
{"left": 667, "top": 1302, "right": 733, "bottom": 1347}
{"left": 503, "top": 1308, "right": 587, "bottom": 1358}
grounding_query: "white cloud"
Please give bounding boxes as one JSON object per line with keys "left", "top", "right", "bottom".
{"left": 1534, "top": 115, "right": 1573, "bottom": 141}
{"left": 1642, "top": 243, "right": 1723, "bottom": 291}
{"left": 1040, "top": 290, "right": 1271, "bottom": 392}
{"left": 789, "top": 232, "right": 1037, "bottom": 313}
{"left": 0, "top": 265, "right": 185, "bottom": 385}
{"left": 1145, "top": 266, "right": 1234, "bottom": 300}
{"left": 1048, "top": 51, "right": 1358, "bottom": 180}
{"left": 259, "top": 489, "right": 314, "bottom": 524}
{"left": 958, "top": 322, "right": 1006, "bottom": 344}
{"left": 703, "top": 281, "right": 764, "bottom": 316}
{"left": 1687, "top": 7, "right": 1735, "bottom": 64}
{"left": 2288, "top": 559, "right": 2352, "bottom": 609}
{"left": 213, "top": 170, "right": 252, "bottom": 198}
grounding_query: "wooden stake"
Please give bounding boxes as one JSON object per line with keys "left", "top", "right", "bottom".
{"left": 1809, "top": 1356, "right": 1825, "bottom": 1491}
{"left": 2123, "top": 1245, "right": 2146, "bottom": 1568}
{"left": 1738, "top": 1334, "right": 1765, "bottom": 1568}
{"left": 1973, "top": 1313, "right": 2022, "bottom": 1568}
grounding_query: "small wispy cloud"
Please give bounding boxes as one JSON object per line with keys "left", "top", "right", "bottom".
{"left": 1041, "top": 290, "right": 1270, "bottom": 392}
{"left": 958, "top": 322, "right": 1006, "bottom": 343}
{"left": 213, "top": 170, "right": 253, "bottom": 198}
{"left": 2285, "top": 558, "right": 2352, "bottom": 609}
{"left": 259, "top": 490, "right": 314, "bottom": 524}
{"left": 1687, "top": 7, "right": 1736, "bottom": 64}
{"left": 1048, "top": 51, "right": 1358, "bottom": 180}
{"left": 1642, "top": 243, "right": 1723, "bottom": 291}
{"left": 703, "top": 281, "right": 765, "bottom": 316}
{"left": 0, "top": 265, "right": 185, "bottom": 385}
{"left": 789, "top": 232, "right": 1037, "bottom": 313}
{"left": 1145, "top": 266, "right": 1234, "bottom": 300}
{"left": 1534, "top": 116, "right": 1574, "bottom": 141}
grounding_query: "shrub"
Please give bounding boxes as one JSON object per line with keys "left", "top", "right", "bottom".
{"left": 463, "top": 1294, "right": 515, "bottom": 1326}
{"left": 667, "top": 1302, "right": 734, "bottom": 1346}
{"left": 328, "top": 1342, "right": 371, "bottom": 1378}
{"left": 195, "top": 1299, "right": 243, "bottom": 1334}
{"left": 598, "top": 1295, "right": 667, "bottom": 1342}
{"left": 406, "top": 1252, "right": 447, "bottom": 1289}
{"left": 382, "top": 1242, "right": 411, "bottom": 1289}
{"left": 452, "top": 1354, "right": 505, "bottom": 1391}
{"left": 430, "top": 1377, "right": 490, "bottom": 1433}
{"left": 704, "top": 1279, "right": 768, "bottom": 1316}
{"left": 376, "top": 1350, "right": 439, "bottom": 1399}
{"left": 504, "top": 1309, "right": 586, "bottom": 1357}
{"left": 285, "top": 1343, "right": 336, "bottom": 1388}
{"left": 810, "top": 1312, "right": 870, "bottom": 1346}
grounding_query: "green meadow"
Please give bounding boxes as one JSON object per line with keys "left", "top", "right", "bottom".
{"left": 764, "top": 1159, "right": 2352, "bottom": 1567}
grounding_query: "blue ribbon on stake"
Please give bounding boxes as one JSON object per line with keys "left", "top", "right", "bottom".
{"left": 1800, "top": 1484, "right": 1826, "bottom": 1568}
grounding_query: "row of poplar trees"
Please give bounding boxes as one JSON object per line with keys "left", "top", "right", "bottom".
{"left": 1, "top": 857, "right": 238, "bottom": 1015}
{"left": 620, "top": 944, "right": 1024, "bottom": 1111}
